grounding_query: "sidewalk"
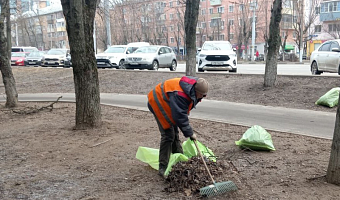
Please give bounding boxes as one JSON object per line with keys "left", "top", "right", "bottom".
{"left": 1, "top": 93, "right": 335, "bottom": 140}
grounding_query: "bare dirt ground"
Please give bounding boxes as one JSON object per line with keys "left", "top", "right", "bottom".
{"left": 1, "top": 67, "right": 340, "bottom": 200}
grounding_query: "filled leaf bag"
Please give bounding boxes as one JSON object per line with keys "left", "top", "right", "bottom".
{"left": 315, "top": 87, "right": 340, "bottom": 108}
{"left": 235, "top": 125, "right": 275, "bottom": 151}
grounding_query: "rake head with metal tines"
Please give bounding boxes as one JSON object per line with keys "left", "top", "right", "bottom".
{"left": 200, "top": 181, "right": 238, "bottom": 198}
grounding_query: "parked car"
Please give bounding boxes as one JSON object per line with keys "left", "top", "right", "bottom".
{"left": 96, "top": 42, "right": 150, "bottom": 69}
{"left": 41, "top": 49, "right": 71, "bottom": 67}
{"left": 12, "top": 46, "right": 38, "bottom": 53}
{"left": 196, "top": 41, "right": 237, "bottom": 72}
{"left": 124, "top": 45, "right": 177, "bottom": 71}
{"left": 24, "top": 51, "right": 45, "bottom": 66}
{"left": 310, "top": 39, "right": 340, "bottom": 75}
{"left": 11, "top": 52, "right": 30, "bottom": 66}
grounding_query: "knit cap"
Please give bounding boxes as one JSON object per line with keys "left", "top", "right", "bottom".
{"left": 195, "top": 78, "right": 209, "bottom": 95}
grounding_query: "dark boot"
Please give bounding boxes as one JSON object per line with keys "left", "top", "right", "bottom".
{"left": 158, "top": 164, "right": 167, "bottom": 178}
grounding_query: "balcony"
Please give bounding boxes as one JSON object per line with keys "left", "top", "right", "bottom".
{"left": 210, "top": 13, "right": 221, "bottom": 19}
{"left": 210, "top": 0, "right": 221, "bottom": 6}
{"left": 281, "top": 22, "right": 294, "bottom": 30}
{"left": 57, "top": 27, "right": 66, "bottom": 32}
{"left": 47, "top": 19, "right": 55, "bottom": 24}
{"left": 320, "top": 12, "right": 340, "bottom": 22}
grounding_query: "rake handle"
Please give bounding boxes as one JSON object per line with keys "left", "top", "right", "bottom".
{"left": 193, "top": 139, "right": 216, "bottom": 184}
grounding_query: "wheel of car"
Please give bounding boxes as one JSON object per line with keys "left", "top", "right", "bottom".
{"left": 119, "top": 60, "right": 125, "bottom": 69}
{"left": 170, "top": 60, "right": 177, "bottom": 71}
{"left": 230, "top": 68, "right": 237, "bottom": 73}
{"left": 198, "top": 68, "right": 204, "bottom": 72}
{"left": 311, "top": 62, "right": 321, "bottom": 75}
{"left": 152, "top": 60, "right": 159, "bottom": 70}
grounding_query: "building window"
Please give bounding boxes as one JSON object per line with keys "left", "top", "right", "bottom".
{"left": 229, "top": 5, "right": 234, "bottom": 13}
{"left": 170, "top": 37, "right": 174, "bottom": 43}
{"left": 328, "top": 24, "right": 340, "bottom": 32}
{"left": 170, "top": 25, "right": 174, "bottom": 31}
{"left": 293, "top": 31, "right": 297, "bottom": 38}
{"left": 177, "top": 0, "right": 180, "bottom": 5}
{"left": 315, "top": 25, "right": 321, "bottom": 33}
{"left": 315, "top": 6, "right": 320, "bottom": 15}
{"left": 218, "top": 6, "right": 224, "bottom": 13}
{"left": 201, "top": 9, "right": 206, "bottom": 15}
{"left": 202, "top": 35, "right": 206, "bottom": 42}
{"left": 177, "top": 12, "right": 181, "bottom": 19}
{"left": 209, "top": 8, "right": 213, "bottom": 14}
{"left": 229, "top": 19, "right": 234, "bottom": 26}
{"left": 178, "top": 37, "right": 181, "bottom": 44}
{"left": 219, "top": 34, "right": 224, "bottom": 40}
{"left": 239, "top": 4, "right": 244, "bottom": 11}
{"left": 170, "top": 13, "right": 173, "bottom": 20}
{"left": 169, "top": 1, "right": 173, "bottom": 7}
{"left": 230, "top": 33, "right": 234, "bottom": 40}
{"left": 201, "top": 22, "right": 206, "bottom": 28}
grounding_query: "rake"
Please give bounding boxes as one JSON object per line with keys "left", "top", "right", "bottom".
{"left": 193, "top": 139, "right": 238, "bottom": 198}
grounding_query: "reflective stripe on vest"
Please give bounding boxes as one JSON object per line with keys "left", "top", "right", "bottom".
{"left": 148, "top": 78, "right": 193, "bottom": 130}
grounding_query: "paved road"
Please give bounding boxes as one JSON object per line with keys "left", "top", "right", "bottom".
{"left": 1, "top": 93, "right": 335, "bottom": 140}
{"left": 158, "top": 63, "right": 339, "bottom": 76}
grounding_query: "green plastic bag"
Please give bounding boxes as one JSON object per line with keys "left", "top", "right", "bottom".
{"left": 135, "top": 139, "right": 215, "bottom": 175}
{"left": 235, "top": 125, "right": 275, "bottom": 151}
{"left": 182, "top": 139, "right": 216, "bottom": 162}
{"left": 315, "top": 87, "right": 340, "bottom": 108}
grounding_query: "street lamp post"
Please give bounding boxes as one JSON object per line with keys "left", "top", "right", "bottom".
{"left": 251, "top": 2, "right": 256, "bottom": 61}
{"left": 299, "top": 0, "right": 304, "bottom": 63}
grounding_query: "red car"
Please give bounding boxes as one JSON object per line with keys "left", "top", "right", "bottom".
{"left": 11, "top": 52, "right": 30, "bottom": 66}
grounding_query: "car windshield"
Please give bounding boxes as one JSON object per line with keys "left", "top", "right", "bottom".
{"left": 105, "top": 47, "right": 126, "bottom": 53}
{"left": 47, "top": 49, "right": 67, "bottom": 55}
{"left": 28, "top": 51, "right": 43, "bottom": 57}
{"left": 134, "top": 46, "right": 158, "bottom": 53}
{"left": 25, "top": 48, "right": 36, "bottom": 53}
{"left": 11, "top": 52, "right": 27, "bottom": 57}
{"left": 202, "top": 43, "right": 232, "bottom": 51}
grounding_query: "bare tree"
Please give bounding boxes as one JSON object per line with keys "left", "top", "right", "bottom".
{"left": 327, "top": 93, "right": 340, "bottom": 185}
{"left": 61, "top": 0, "right": 102, "bottom": 129}
{"left": 0, "top": 0, "right": 18, "bottom": 108}
{"left": 292, "top": 0, "right": 320, "bottom": 54}
{"left": 184, "top": 0, "right": 199, "bottom": 76}
{"left": 264, "top": 0, "right": 282, "bottom": 87}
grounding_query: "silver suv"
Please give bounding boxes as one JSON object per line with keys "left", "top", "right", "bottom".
{"left": 124, "top": 45, "right": 177, "bottom": 71}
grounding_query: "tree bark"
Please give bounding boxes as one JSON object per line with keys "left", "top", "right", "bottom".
{"left": 0, "top": 0, "right": 18, "bottom": 108}
{"left": 264, "top": 0, "right": 282, "bottom": 87}
{"left": 61, "top": 0, "right": 102, "bottom": 129}
{"left": 326, "top": 93, "right": 340, "bottom": 185}
{"left": 184, "top": 0, "right": 199, "bottom": 76}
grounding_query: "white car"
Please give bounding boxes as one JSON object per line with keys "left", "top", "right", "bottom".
{"left": 310, "top": 39, "right": 340, "bottom": 75}
{"left": 124, "top": 45, "right": 177, "bottom": 71}
{"left": 41, "top": 49, "right": 71, "bottom": 67}
{"left": 96, "top": 42, "right": 150, "bottom": 69}
{"left": 197, "top": 41, "right": 237, "bottom": 72}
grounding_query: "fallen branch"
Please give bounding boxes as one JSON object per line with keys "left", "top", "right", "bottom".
{"left": 307, "top": 174, "right": 326, "bottom": 181}
{"left": 90, "top": 138, "right": 114, "bottom": 148}
{"left": 12, "top": 96, "right": 63, "bottom": 115}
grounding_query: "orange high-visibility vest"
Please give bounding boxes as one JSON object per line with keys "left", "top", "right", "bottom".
{"left": 148, "top": 78, "right": 194, "bottom": 129}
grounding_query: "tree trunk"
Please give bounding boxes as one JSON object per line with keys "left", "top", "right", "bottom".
{"left": 184, "top": 0, "right": 199, "bottom": 76}
{"left": 326, "top": 94, "right": 340, "bottom": 185}
{"left": 0, "top": 0, "right": 18, "bottom": 108}
{"left": 61, "top": 0, "right": 101, "bottom": 129}
{"left": 264, "top": 0, "right": 282, "bottom": 87}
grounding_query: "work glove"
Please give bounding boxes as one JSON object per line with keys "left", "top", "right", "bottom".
{"left": 190, "top": 133, "right": 197, "bottom": 141}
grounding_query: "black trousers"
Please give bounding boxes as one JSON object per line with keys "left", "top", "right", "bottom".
{"left": 154, "top": 116, "right": 183, "bottom": 170}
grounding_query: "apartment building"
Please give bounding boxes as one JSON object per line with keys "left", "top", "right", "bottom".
{"left": 12, "top": 3, "right": 68, "bottom": 50}
{"left": 109, "top": 0, "right": 301, "bottom": 57}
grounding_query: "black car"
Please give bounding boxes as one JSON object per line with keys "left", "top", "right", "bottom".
{"left": 24, "top": 51, "right": 45, "bottom": 66}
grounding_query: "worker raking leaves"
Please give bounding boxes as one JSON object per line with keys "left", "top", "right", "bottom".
{"left": 147, "top": 76, "right": 209, "bottom": 178}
